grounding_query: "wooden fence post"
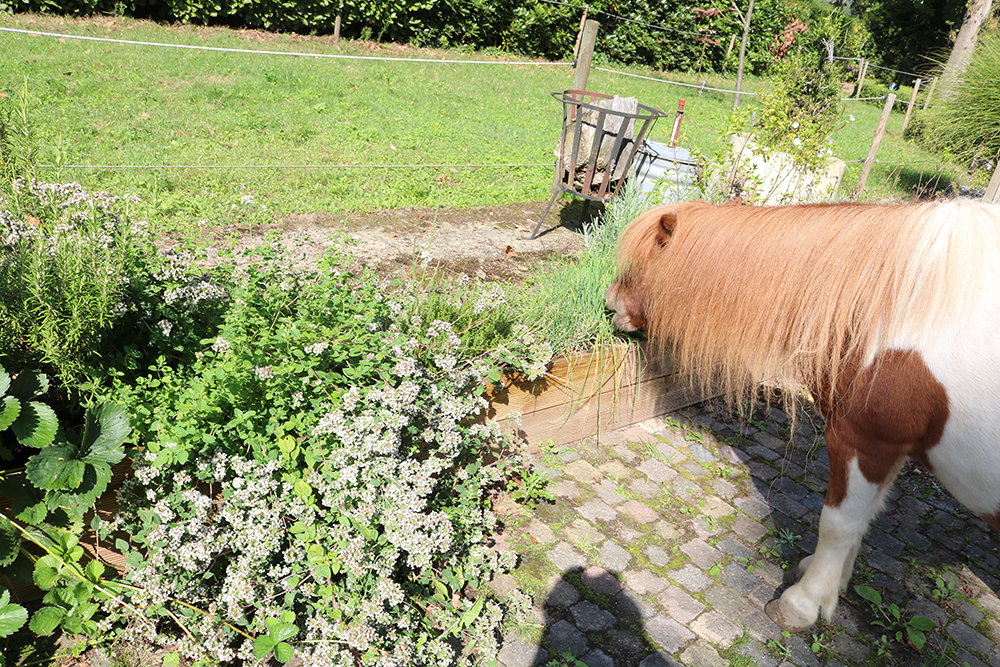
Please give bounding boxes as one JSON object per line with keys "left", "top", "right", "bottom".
{"left": 985, "top": 160, "right": 1000, "bottom": 203}
{"left": 855, "top": 59, "right": 867, "bottom": 98}
{"left": 901, "top": 79, "right": 921, "bottom": 134}
{"left": 572, "top": 5, "right": 589, "bottom": 65}
{"left": 573, "top": 20, "right": 600, "bottom": 92}
{"left": 923, "top": 77, "right": 938, "bottom": 109}
{"left": 854, "top": 94, "right": 896, "bottom": 199}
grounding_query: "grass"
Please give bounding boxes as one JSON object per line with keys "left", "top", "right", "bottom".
{"left": 0, "top": 12, "right": 972, "bottom": 240}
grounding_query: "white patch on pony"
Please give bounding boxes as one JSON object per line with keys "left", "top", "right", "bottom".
{"left": 776, "top": 460, "right": 887, "bottom": 629}
{"left": 888, "top": 201, "right": 1000, "bottom": 520}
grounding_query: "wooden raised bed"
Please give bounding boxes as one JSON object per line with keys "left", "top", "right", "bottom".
{"left": 486, "top": 342, "right": 700, "bottom": 448}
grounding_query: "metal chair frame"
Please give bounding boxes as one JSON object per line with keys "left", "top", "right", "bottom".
{"left": 526, "top": 90, "right": 666, "bottom": 239}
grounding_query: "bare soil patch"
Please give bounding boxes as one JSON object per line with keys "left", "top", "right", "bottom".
{"left": 193, "top": 199, "right": 590, "bottom": 282}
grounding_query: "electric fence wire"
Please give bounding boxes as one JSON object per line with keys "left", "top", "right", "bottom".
{"left": 0, "top": 26, "right": 571, "bottom": 67}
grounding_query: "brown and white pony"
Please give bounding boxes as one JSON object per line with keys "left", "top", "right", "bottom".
{"left": 604, "top": 199, "right": 1000, "bottom": 631}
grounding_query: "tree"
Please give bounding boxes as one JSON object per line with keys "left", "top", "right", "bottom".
{"left": 939, "top": 0, "right": 993, "bottom": 95}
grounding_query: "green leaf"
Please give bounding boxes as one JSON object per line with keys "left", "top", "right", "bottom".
{"left": 162, "top": 652, "right": 181, "bottom": 667}
{"left": 0, "top": 367, "right": 9, "bottom": 396}
{"left": 11, "top": 401, "right": 58, "bottom": 449}
{"left": 85, "top": 560, "right": 105, "bottom": 582}
{"left": 26, "top": 443, "right": 85, "bottom": 490}
{"left": 273, "top": 641, "right": 294, "bottom": 663}
{"left": 80, "top": 403, "right": 129, "bottom": 466}
{"left": 0, "top": 523, "right": 18, "bottom": 568}
{"left": 0, "top": 590, "right": 28, "bottom": 638}
{"left": 33, "top": 555, "right": 62, "bottom": 590}
{"left": 909, "top": 615, "right": 936, "bottom": 631}
{"left": 854, "top": 585, "right": 882, "bottom": 606}
{"left": 461, "top": 596, "right": 485, "bottom": 627}
{"left": 253, "top": 634, "right": 275, "bottom": 659}
{"left": 0, "top": 396, "right": 21, "bottom": 432}
{"left": 28, "top": 605, "right": 65, "bottom": 635}
{"left": 9, "top": 371, "right": 48, "bottom": 401}
{"left": 270, "top": 622, "right": 298, "bottom": 643}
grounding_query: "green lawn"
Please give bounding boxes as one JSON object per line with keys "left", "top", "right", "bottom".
{"left": 0, "top": 13, "right": 968, "bottom": 236}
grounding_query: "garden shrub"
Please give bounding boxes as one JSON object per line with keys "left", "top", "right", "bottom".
{"left": 94, "top": 241, "right": 550, "bottom": 665}
{"left": 916, "top": 32, "right": 1000, "bottom": 173}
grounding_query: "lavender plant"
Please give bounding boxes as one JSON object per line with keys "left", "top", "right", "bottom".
{"left": 101, "top": 241, "right": 551, "bottom": 665}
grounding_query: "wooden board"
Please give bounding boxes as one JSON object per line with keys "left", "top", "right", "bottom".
{"left": 486, "top": 342, "right": 702, "bottom": 447}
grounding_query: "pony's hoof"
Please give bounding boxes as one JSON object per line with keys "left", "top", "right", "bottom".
{"left": 764, "top": 599, "right": 812, "bottom": 632}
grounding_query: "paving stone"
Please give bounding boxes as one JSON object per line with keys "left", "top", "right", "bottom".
{"left": 645, "top": 545, "right": 672, "bottom": 567}
{"left": 639, "top": 653, "right": 684, "bottom": 667}
{"left": 600, "top": 540, "right": 633, "bottom": 572}
{"left": 571, "top": 600, "right": 616, "bottom": 632}
{"left": 581, "top": 648, "right": 614, "bottom": 667}
{"left": 658, "top": 584, "right": 706, "bottom": 624}
{"left": 720, "top": 562, "right": 762, "bottom": 595}
{"left": 701, "top": 496, "right": 736, "bottom": 519}
{"left": 549, "top": 541, "right": 587, "bottom": 572}
{"left": 680, "top": 538, "right": 722, "bottom": 570}
{"left": 739, "top": 605, "right": 784, "bottom": 643}
{"left": 679, "top": 460, "right": 709, "bottom": 478}
{"left": 625, "top": 569, "right": 670, "bottom": 595}
{"left": 718, "top": 444, "right": 751, "bottom": 464}
{"left": 948, "top": 621, "right": 995, "bottom": 658}
{"left": 579, "top": 499, "right": 619, "bottom": 523}
{"left": 547, "top": 575, "right": 582, "bottom": 607}
{"left": 829, "top": 633, "right": 869, "bottom": 664}
{"left": 691, "top": 610, "right": 742, "bottom": 645}
{"left": 668, "top": 564, "right": 713, "bottom": 593}
{"left": 527, "top": 520, "right": 557, "bottom": 545}
{"left": 679, "top": 642, "right": 727, "bottom": 667}
{"left": 614, "top": 588, "right": 657, "bottom": 619}
{"left": 560, "top": 448, "right": 581, "bottom": 463}
{"left": 715, "top": 536, "right": 756, "bottom": 560}
{"left": 769, "top": 494, "right": 808, "bottom": 519}
{"left": 704, "top": 583, "right": 749, "bottom": 618}
{"left": 686, "top": 443, "right": 717, "bottom": 463}
{"left": 646, "top": 615, "right": 696, "bottom": 654}
{"left": 747, "top": 444, "right": 781, "bottom": 461}
{"left": 565, "top": 459, "right": 602, "bottom": 484}
{"left": 638, "top": 459, "right": 678, "bottom": 484}
{"left": 732, "top": 513, "right": 769, "bottom": 542}
{"left": 735, "top": 496, "right": 771, "bottom": 521}
{"left": 672, "top": 477, "right": 701, "bottom": 499}
{"left": 629, "top": 477, "right": 661, "bottom": 500}
{"left": 488, "top": 573, "right": 520, "bottom": 598}
{"left": 732, "top": 638, "right": 780, "bottom": 667}
{"left": 548, "top": 619, "right": 589, "bottom": 657}
{"left": 896, "top": 525, "right": 932, "bottom": 551}
{"left": 565, "top": 518, "right": 607, "bottom": 546}
{"left": 953, "top": 650, "right": 990, "bottom": 667}
{"left": 498, "top": 635, "right": 544, "bottom": 667}
{"left": 955, "top": 598, "right": 986, "bottom": 628}
{"left": 747, "top": 461, "right": 779, "bottom": 481}
{"left": 623, "top": 426, "right": 656, "bottom": 442}
{"left": 594, "top": 479, "right": 627, "bottom": 506}
{"left": 710, "top": 478, "right": 739, "bottom": 499}
{"left": 908, "top": 595, "right": 949, "bottom": 627}
{"left": 612, "top": 445, "right": 641, "bottom": 466}
{"left": 620, "top": 499, "right": 659, "bottom": 524}
{"left": 581, "top": 566, "right": 623, "bottom": 597}
{"left": 865, "top": 528, "right": 905, "bottom": 554}
{"left": 654, "top": 520, "right": 684, "bottom": 543}
{"left": 550, "top": 479, "right": 585, "bottom": 499}
{"left": 784, "top": 635, "right": 821, "bottom": 667}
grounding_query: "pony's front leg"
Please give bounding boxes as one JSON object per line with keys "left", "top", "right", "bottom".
{"left": 766, "top": 430, "right": 904, "bottom": 631}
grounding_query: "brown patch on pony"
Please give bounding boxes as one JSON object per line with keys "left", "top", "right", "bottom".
{"left": 981, "top": 513, "right": 1000, "bottom": 531}
{"left": 823, "top": 349, "right": 949, "bottom": 507}
{"left": 613, "top": 200, "right": 971, "bottom": 412}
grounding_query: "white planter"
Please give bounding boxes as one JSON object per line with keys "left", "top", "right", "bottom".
{"left": 726, "top": 133, "right": 845, "bottom": 205}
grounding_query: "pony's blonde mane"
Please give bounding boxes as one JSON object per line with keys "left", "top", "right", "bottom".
{"left": 616, "top": 199, "right": 1000, "bottom": 412}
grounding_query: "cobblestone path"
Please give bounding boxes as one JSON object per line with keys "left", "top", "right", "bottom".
{"left": 491, "top": 400, "right": 1000, "bottom": 667}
